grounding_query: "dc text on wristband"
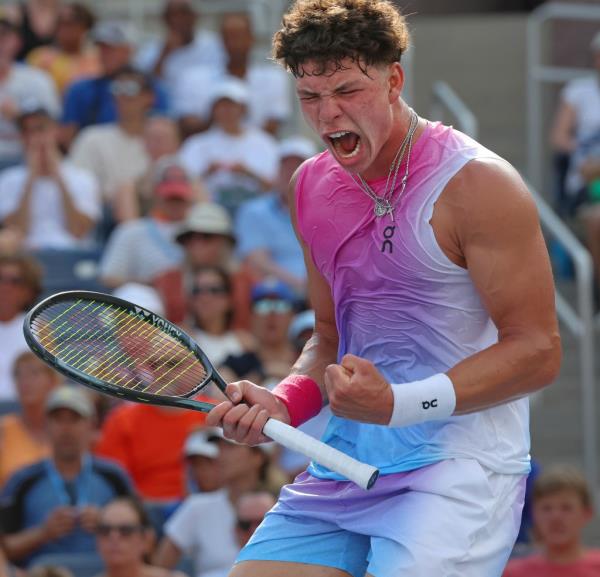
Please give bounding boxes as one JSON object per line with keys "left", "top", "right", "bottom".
{"left": 272, "top": 374, "right": 323, "bottom": 428}
{"left": 388, "top": 373, "right": 456, "bottom": 428}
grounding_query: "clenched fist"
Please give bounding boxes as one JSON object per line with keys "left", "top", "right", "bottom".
{"left": 324, "top": 354, "right": 394, "bottom": 424}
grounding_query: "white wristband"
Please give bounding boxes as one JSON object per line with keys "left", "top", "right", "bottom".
{"left": 388, "top": 373, "right": 456, "bottom": 428}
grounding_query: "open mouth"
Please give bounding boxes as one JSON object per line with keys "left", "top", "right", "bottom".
{"left": 327, "top": 131, "right": 361, "bottom": 159}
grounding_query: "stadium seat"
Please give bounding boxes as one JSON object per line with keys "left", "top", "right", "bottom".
{"left": 31, "top": 248, "right": 108, "bottom": 299}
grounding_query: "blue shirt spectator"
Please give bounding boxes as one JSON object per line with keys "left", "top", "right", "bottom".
{"left": 0, "top": 386, "right": 134, "bottom": 569}
{"left": 62, "top": 75, "right": 169, "bottom": 130}
{"left": 0, "top": 456, "right": 134, "bottom": 566}
{"left": 236, "top": 193, "right": 306, "bottom": 283}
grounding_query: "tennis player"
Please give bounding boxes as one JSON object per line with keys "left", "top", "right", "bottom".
{"left": 207, "top": 1, "right": 561, "bottom": 576}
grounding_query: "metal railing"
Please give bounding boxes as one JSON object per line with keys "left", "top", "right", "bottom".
{"left": 430, "top": 78, "right": 598, "bottom": 489}
{"left": 526, "top": 2, "right": 600, "bottom": 190}
{"left": 429, "top": 81, "right": 478, "bottom": 139}
{"left": 530, "top": 186, "right": 597, "bottom": 489}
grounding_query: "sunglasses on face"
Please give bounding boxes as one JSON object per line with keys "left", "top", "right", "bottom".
{"left": 252, "top": 299, "right": 293, "bottom": 316}
{"left": 191, "top": 285, "right": 228, "bottom": 296}
{"left": 0, "top": 274, "right": 26, "bottom": 286}
{"left": 110, "top": 80, "right": 143, "bottom": 97}
{"left": 96, "top": 523, "right": 143, "bottom": 538}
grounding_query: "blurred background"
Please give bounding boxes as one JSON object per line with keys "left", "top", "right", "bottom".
{"left": 0, "top": 0, "right": 598, "bottom": 576}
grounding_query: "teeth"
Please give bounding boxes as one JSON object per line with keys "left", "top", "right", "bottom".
{"left": 329, "top": 131, "right": 350, "bottom": 139}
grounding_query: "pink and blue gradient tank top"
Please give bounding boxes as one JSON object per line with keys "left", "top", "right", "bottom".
{"left": 296, "top": 122, "right": 530, "bottom": 478}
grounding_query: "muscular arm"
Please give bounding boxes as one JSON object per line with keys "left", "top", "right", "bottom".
{"left": 444, "top": 158, "right": 561, "bottom": 413}
{"left": 326, "top": 158, "right": 560, "bottom": 424}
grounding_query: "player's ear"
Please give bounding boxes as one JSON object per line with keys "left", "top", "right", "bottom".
{"left": 387, "top": 62, "right": 404, "bottom": 103}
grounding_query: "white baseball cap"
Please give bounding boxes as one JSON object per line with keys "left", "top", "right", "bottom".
{"left": 209, "top": 77, "right": 250, "bottom": 108}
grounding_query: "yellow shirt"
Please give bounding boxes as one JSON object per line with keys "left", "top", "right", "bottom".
{"left": 0, "top": 414, "right": 50, "bottom": 486}
{"left": 27, "top": 45, "right": 100, "bottom": 94}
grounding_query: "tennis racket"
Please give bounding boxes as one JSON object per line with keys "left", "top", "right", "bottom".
{"left": 23, "top": 290, "right": 379, "bottom": 490}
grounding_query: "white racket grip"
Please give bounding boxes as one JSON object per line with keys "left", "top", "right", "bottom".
{"left": 262, "top": 418, "right": 379, "bottom": 490}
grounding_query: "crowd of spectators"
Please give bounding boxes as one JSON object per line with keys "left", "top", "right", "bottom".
{"left": 0, "top": 1, "right": 596, "bottom": 576}
{"left": 0, "top": 1, "right": 320, "bottom": 575}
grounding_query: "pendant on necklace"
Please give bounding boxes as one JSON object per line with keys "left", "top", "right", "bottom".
{"left": 374, "top": 199, "right": 393, "bottom": 218}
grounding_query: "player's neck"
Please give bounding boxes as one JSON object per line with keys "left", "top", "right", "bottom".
{"left": 544, "top": 541, "right": 586, "bottom": 564}
{"left": 361, "top": 104, "right": 418, "bottom": 181}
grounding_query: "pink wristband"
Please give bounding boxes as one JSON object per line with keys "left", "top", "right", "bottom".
{"left": 272, "top": 374, "right": 323, "bottom": 428}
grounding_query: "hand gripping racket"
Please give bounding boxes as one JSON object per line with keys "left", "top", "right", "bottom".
{"left": 23, "top": 290, "right": 379, "bottom": 490}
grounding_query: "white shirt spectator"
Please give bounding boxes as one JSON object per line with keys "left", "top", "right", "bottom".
{"left": 100, "top": 217, "right": 184, "bottom": 285}
{"left": 562, "top": 76, "right": 600, "bottom": 145}
{"left": 0, "top": 162, "right": 100, "bottom": 249}
{"left": 0, "top": 64, "right": 60, "bottom": 165}
{"left": 179, "top": 126, "right": 279, "bottom": 213}
{"left": 164, "top": 490, "right": 239, "bottom": 577}
{"left": 0, "top": 312, "right": 28, "bottom": 401}
{"left": 69, "top": 124, "right": 150, "bottom": 203}
{"left": 135, "top": 31, "right": 225, "bottom": 96}
{"left": 172, "top": 63, "right": 291, "bottom": 130}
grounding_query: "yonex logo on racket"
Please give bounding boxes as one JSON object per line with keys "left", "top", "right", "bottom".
{"left": 422, "top": 399, "right": 438, "bottom": 410}
{"left": 130, "top": 308, "right": 182, "bottom": 339}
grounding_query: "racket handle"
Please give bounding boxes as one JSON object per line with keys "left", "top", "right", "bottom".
{"left": 262, "top": 418, "right": 379, "bottom": 490}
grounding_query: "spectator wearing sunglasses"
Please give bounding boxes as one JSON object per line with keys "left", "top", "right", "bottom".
{"left": 96, "top": 496, "right": 185, "bottom": 577}
{"left": 69, "top": 66, "right": 155, "bottom": 215}
{"left": 0, "top": 252, "right": 42, "bottom": 400}
{"left": 186, "top": 266, "right": 254, "bottom": 376}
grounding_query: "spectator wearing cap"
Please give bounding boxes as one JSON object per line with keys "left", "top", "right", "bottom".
{"left": 0, "top": 385, "right": 134, "bottom": 570}
{"left": 172, "top": 11, "right": 290, "bottom": 138}
{"left": 135, "top": 0, "right": 224, "bottom": 101}
{"left": 27, "top": 3, "right": 100, "bottom": 95}
{"left": 0, "top": 102, "right": 101, "bottom": 250}
{"left": 223, "top": 279, "right": 297, "bottom": 386}
{"left": 0, "top": 17, "right": 60, "bottom": 170}
{"left": 60, "top": 21, "right": 169, "bottom": 149}
{"left": 69, "top": 66, "right": 155, "bottom": 212}
{"left": 0, "top": 252, "right": 42, "bottom": 400}
{"left": 235, "top": 136, "right": 318, "bottom": 297}
{"left": 154, "top": 428, "right": 238, "bottom": 577}
{"left": 0, "top": 351, "right": 61, "bottom": 486}
{"left": 154, "top": 201, "right": 252, "bottom": 326}
{"left": 179, "top": 76, "right": 279, "bottom": 216}
{"left": 99, "top": 156, "right": 197, "bottom": 289}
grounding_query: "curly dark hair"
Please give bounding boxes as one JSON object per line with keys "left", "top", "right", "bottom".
{"left": 272, "top": 0, "right": 410, "bottom": 77}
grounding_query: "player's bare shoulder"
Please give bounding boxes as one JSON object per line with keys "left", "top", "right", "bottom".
{"left": 431, "top": 156, "right": 540, "bottom": 267}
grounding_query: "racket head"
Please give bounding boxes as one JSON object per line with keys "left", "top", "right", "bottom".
{"left": 23, "top": 290, "right": 223, "bottom": 410}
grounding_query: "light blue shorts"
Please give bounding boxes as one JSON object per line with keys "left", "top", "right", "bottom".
{"left": 236, "top": 458, "right": 526, "bottom": 577}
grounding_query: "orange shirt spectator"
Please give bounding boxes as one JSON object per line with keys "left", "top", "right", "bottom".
{"left": 0, "top": 413, "right": 50, "bottom": 486}
{"left": 503, "top": 551, "right": 600, "bottom": 577}
{"left": 95, "top": 403, "right": 207, "bottom": 501}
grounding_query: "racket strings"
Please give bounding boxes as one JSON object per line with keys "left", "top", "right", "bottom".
{"left": 30, "top": 299, "right": 209, "bottom": 397}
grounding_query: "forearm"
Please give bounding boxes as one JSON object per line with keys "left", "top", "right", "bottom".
{"left": 448, "top": 329, "right": 561, "bottom": 414}
{"left": 55, "top": 175, "right": 94, "bottom": 237}
{"left": 3, "top": 526, "right": 49, "bottom": 562}
{"left": 289, "top": 330, "right": 339, "bottom": 402}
